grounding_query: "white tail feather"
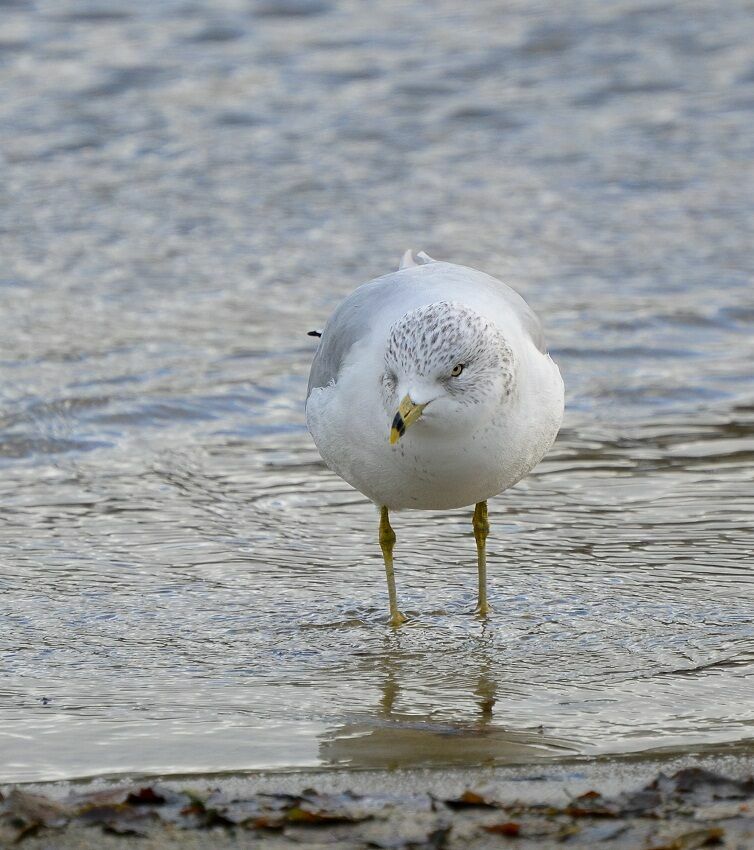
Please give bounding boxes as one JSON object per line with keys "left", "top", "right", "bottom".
{"left": 399, "top": 249, "right": 416, "bottom": 270}
{"left": 398, "top": 249, "right": 436, "bottom": 270}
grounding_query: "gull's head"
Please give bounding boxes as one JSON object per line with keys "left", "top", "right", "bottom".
{"left": 381, "top": 301, "right": 515, "bottom": 444}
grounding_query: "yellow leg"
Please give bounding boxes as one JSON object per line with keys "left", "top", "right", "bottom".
{"left": 379, "top": 506, "right": 407, "bottom": 626}
{"left": 473, "top": 501, "right": 491, "bottom": 616}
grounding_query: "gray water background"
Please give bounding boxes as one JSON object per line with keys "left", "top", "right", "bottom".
{"left": 1, "top": 0, "right": 753, "bottom": 783}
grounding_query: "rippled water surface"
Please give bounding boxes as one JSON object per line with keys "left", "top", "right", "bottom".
{"left": 1, "top": 0, "right": 753, "bottom": 782}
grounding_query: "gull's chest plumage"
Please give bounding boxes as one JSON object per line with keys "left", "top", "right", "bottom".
{"left": 306, "top": 340, "right": 563, "bottom": 510}
{"left": 366, "top": 419, "right": 518, "bottom": 510}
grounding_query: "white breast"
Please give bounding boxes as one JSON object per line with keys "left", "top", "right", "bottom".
{"left": 306, "top": 335, "right": 563, "bottom": 511}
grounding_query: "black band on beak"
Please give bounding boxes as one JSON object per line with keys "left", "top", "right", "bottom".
{"left": 391, "top": 411, "right": 406, "bottom": 436}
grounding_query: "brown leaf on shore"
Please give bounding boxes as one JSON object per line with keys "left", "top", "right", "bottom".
{"left": 68, "top": 783, "right": 180, "bottom": 815}
{"left": 0, "top": 788, "right": 68, "bottom": 842}
{"left": 286, "top": 805, "right": 350, "bottom": 824}
{"left": 286, "top": 802, "right": 372, "bottom": 823}
{"left": 610, "top": 768, "right": 754, "bottom": 819}
{"left": 484, "top": 820, "right": 521, "bottom": 836}
{"left": 175, "top": 793, "right": 235, "bottom": 829}
{"left": 557, "top": 823, "right": 583, "bottom": 840}
{"left": 284, "top": 793, "right": 373, "bottom": 825}
{"left": 653, "top": 769, "right": 754, "bottom": 801}
{"left": 616, "top": 788, "right": 663, "bottom": 816}
{"left": 565, "top": 789, "right": 619, "bottom": 818}
{"left": 77, "top": 804, "right": 158, "bottom": 837}
{"left": 2, "top": 789, "right": 67, "bottom": 827}
{"left": 647, "top": 826, "right": 725, "bottom": 850}
{"left": 426, "top": 825, "right": 452, "bottom": 849}
{"left": 247, "top": 813, "right": 286, "bottom": 830}
{"left": 125, "top": 787, "right": 167, "bottom": 806}
{"left": 444, "top": 789, "right": 498, "bottom": 808}
{"left": 229, "top": 790, "right": 372, "bottom": 830}
{"left": 257, "top": 792, "right": 301, "bottom": 808}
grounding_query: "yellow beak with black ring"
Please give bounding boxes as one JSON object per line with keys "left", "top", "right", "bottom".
{"left": 390, "top": 395, "right": 427, "bottom": 444}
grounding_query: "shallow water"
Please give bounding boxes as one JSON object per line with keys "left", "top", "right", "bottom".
{"left": 1, "top": 0, "right": 753, "bottom": 783}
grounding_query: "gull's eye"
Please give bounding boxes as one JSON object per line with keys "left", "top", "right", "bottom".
{"left": 450, "top": 363, "right": 465, "bottom": 377}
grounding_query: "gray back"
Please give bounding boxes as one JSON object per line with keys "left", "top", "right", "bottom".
{"left": 307, "top": 263, "right": 546, "bottom": 395}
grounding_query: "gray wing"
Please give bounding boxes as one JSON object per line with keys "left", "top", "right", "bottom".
{"left": 307, "top": 275, "right": 399, "bottom": 394}
{"left": 512, "top": 297, "right": 546, "bottom": 353}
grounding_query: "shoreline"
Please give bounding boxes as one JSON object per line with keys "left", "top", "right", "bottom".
{"left": 4, "top": 749, "right": 753, "bottom": 848}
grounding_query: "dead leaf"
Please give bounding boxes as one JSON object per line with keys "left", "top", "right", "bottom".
{"left": 565, "top": 789, "right": 619, "bottom": 818}
{"left": 285, "top": 801, "right": 372, "bottom": 825}
{"left": 257, "top": 792, "right": 300, "bottom": 806}
{"left": 126, "top": 787, "right": 166, "bottom": 806}
{"left": 444, "top": 790, "right": 497, "bottom": 808}
{"left": 648, "top": 826, "right": 725, "bottom": 850}
{"left": 0, "top": 788, "right": 68, "bottom": 842}
{"left": 77, "top": 804, "right": 158, "bottom": 837}
{"left": 484, "top": 820, "right": 521, "bottom": 836}
{"left": 421, "top": 825, "right": 451, "bottom": 849}
{"left": 616, "top": 787, "right": 663, "bottom": 816}
{"left": 247, "top": 813, "right": 286, "bottom": 830}
{"left": 2, "top": 789, "right": 67, "bottom": 828}
{"left": 653, "top": 769, "right": 754, "bottom": 801}
{"left": 175, "top": 794, "right": 235, "bottom": 829}
{"left": 557, "top": 823, "right": 583, "bottom": 841}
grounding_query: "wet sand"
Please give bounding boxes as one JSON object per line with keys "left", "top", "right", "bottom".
{"left": 5, "top": 751, "right": 753, "bottom": 849}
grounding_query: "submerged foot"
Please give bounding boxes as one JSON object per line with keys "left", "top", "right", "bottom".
{"left": 389, "top": 610, "right": 408, "bottom": 627}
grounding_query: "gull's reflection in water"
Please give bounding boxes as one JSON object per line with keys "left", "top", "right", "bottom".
{"left": 319, "top": 624, "right": 575, "bottom": 769}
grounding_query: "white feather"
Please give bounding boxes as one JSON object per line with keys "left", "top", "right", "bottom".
{"left": 306, "top": 257, "right": 563, "bottom": 510}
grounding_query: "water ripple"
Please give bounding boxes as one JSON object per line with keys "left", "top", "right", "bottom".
{"left": 0, "top": 0, "right": 753, "bottom": 782}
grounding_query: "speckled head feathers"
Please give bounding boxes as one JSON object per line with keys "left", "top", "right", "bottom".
{"left": 383, "top": 301, "right": 515, "bottom": 404}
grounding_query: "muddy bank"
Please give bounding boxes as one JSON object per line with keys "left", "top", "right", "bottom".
{"left": 4, "top": 752, "right": 754, "bottom": 848}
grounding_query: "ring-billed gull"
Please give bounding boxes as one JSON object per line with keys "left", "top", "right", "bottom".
{"left": 306, "top": 251, "right": 564, "bottom": 625}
